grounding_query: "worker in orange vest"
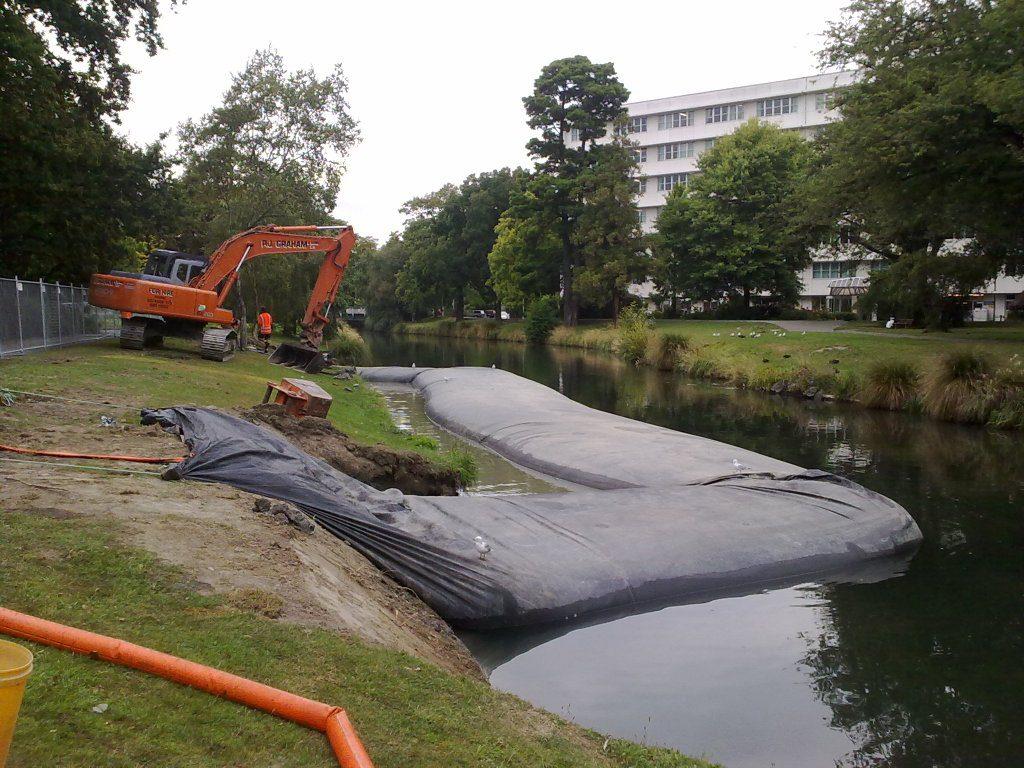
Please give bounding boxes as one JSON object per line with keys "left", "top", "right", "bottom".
{"left": 256, "top": 307, "right": 273, "bottom": 353}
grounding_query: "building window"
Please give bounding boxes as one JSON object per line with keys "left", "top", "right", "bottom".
{"left": 815, "top": 92, "right": 836, "bottom": 112}
{"left": 706, "top": 104, "right": 743, "bottom": 124}
{"left": 634, "top": 178, "right": 647, "bottom": 195}
{"left": 569, "top": 127, "right": 580, "bottom": 142}
{"left": 812, "top": 261, "right": 858, "bottom": 279}
{"left": 638, "top": 209, "right": 646, "bottom": 224}
{"left": 656, "top": 142, "right": 694, "bottom": 161}
{"left": 758, "top": 96, "right": 798, "bottom": 117}
{"left": 629, "top": 116, "right": 647, "bottom": 133}
{"left": 657, "top": 173, "right": 689, "bottom": 192}
{"left": 657, "top": 111, "right": 693, "bottom": 130}
{"left": 704, "top": 138, "right": 717, "bottom": 152}
{"left": 631, "top": 147, "right": 647, "bottom": 163}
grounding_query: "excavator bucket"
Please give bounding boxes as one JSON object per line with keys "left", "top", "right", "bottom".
{"left": 268, "top": 343, "right": 330, "bottom": 374}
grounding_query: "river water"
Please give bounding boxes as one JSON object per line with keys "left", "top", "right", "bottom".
{"left": 363, "top": 333, "right": 1023, "bottom": 768}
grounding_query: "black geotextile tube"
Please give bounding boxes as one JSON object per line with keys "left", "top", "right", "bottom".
{"left": 142, "top": 399, "right": 921, "bottom": 630}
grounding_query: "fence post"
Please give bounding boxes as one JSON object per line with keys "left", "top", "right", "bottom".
{"left": 56, "top": 282, "right": 62, "bottom": 346}
{"left": 14, "top": 276, "right": 24, "bottom": 353}
{"left": 39, "top": 278, "right": 47, "bottom": 349}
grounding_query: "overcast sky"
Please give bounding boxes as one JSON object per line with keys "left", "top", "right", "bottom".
{"left": 119, "top": 0, "right": 851, "bottom": 242}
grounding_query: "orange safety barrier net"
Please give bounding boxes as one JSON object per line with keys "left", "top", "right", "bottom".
{"left": 0, "top": 607, "right": 374, "bottom": 768}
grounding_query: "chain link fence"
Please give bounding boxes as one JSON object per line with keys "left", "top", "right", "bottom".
{"left": 0, "top": 277, "right": 120, "bottom": 358}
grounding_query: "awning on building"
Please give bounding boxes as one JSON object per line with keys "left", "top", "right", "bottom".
{"left": 828, "top": 276, "right": 869, "bottom": 296}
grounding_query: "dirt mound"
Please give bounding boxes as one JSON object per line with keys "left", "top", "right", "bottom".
{"left": 240, "top": 403, "right": 460, "bottom": 496}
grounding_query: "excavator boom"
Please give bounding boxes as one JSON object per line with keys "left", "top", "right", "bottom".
{"left": 88, "top": 225, "right": 357, "bottom": 370}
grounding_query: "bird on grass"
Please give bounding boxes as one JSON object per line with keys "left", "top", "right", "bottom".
{"left": 474, "top": 536, "right": 492, "bottom": 561}
{"left": 732, "top": 458, "right": 751, "bottom": 471}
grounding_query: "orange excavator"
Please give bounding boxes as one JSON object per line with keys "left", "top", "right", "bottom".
{"left": 88, "top": 225, "right": 356, "bottom": 373}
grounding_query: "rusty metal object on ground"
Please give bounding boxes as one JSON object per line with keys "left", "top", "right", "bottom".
{"left": 262, "top": 378, "right": 333, "bottom": 418}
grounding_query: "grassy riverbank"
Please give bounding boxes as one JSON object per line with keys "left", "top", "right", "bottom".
{"left": 0, "top": 510, "right": 717, "bottom": 768}
{"left": 0, "top": 339, "right": 474, "bottom": 483}
{"left": 394, "top": 318, "right": 1024, "bottom": 429}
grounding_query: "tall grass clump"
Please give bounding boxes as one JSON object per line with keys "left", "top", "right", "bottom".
{"left": 617, "top": 304, "right": 652, "bottom": 365}
{"left": 922, "top": 349, "right": 995, "bottom": 423}
{"left": 645, "top": 332, "right": 690, "bottom": 371}
{"left": 987, "top": 358, "right": 1024, "bottom": 429}
{"left": 861, "top": 360, "right": 920, "bottom": 411}
{"left": 327, "top": 323, "right": 370, "bottom": 365}
{"left": 525, "top": 295, "right": 559, "bottom": 343}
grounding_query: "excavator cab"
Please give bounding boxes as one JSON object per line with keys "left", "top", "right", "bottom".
{"left": 143, "top": 250, "right": 209, "bottom": 285}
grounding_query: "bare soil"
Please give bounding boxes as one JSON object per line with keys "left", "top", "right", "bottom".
{"left": 0, "top": 398, "right": 482, "bottom": 678}
{"left": 240, "top": 403, "right": 461, "bottom": 495}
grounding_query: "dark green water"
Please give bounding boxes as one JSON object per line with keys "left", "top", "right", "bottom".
{"left": 364, "top": 334, "right": 1023, "bottom": 768}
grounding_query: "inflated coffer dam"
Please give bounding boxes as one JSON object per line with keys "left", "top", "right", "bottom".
{"left": 144, "top": 366, "right": 922, "bottom": 629}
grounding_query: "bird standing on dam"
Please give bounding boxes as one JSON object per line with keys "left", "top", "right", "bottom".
{"left": 474, "top": 536, "right": 492, "bottom": 560}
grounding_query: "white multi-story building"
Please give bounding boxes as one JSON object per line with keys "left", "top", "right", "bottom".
{"left": 621, "top": 70, "right": 858, "bottom": 232}
{"left": 609, "top": 71, "right": 1023, "bottom": 317}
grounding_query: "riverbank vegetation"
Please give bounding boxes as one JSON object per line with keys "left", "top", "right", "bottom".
{"left": 393, "top": 317, "right": 1024, "bottom": 429}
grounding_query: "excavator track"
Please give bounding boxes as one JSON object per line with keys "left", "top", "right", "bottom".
{"left": 120, "top": 318, "right": 163, "bottom": 350}
{"left": 199, "top": 327, "right": 237, "bottom": 362}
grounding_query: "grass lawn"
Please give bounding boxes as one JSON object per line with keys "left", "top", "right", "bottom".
{"left": 396, "top": 317, "right": 1024, "bottom": 404}
{"left": 0, "top": 510, "right": 718, "bottom": 768}
{"left": 0, "top": 338, "right": 463, "bottom": 473}
{"left": 643, "top": 319, "right": 1024, "bottom": 388}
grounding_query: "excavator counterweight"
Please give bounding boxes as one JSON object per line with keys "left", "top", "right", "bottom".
{"left": 88, "top": 226, "right": 356, "bottom": 372}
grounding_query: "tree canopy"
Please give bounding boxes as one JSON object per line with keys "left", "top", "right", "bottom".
{"left": 521, "top": 55, "right": 633, "bottom": 324}
{"left": 655, "top": 120, "right": 815, "bottom": 308}
{"left": 0, "top": 2, "right": 177, "bottom": 283}
{"left": 172, "top": 49, "right": 361, "bottom": 333}
{"left": 804, "top": 0, "right": 1024, "bottom": 272}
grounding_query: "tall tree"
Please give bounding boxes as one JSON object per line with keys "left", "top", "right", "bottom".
{"left": 0, "top": 2, "right": 177, "bottom": 283}
{"left": 397, "top": 169, "right": 517, "bottom": 319}
{"left": 803, "top": 0, "right": 1024, "bottom": 274}
{"left": 174, "top": 49, "right": 360, "bottom": 332}
{"left": 573, "top": 137, "right": 647, "bottom": 321}
{"left": 522, "top": 55, "right": 630, "bottom": 324}
{"left": 487, "top": 179, "right": 563, "bottom": 313}
{"left": 656, "top": 120, "right": 815, "bottom": 309}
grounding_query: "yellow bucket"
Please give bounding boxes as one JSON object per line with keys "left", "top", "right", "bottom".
{"left": 0, "top": 639, "right": 33, "bottom": 767}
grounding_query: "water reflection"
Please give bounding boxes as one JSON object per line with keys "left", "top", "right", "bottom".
{"left": 365, "top": 334, "right": 1024, "bottom": 768}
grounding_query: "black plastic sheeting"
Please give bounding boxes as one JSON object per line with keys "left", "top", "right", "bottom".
{"left": 142, "top": 401, "right": 922, "bottom": 630}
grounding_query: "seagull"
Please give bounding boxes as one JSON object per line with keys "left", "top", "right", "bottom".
{"left": 474, "top": 536, "right": 491, "bottom": 560}
{"left": 732, "top": 458, "right": 751, "bottom": 471}
{"left": 491, "top": 363, "right": 496, "bottom": 368}
{"left": 410, "top": 362, "right": 416, "bottom": 368}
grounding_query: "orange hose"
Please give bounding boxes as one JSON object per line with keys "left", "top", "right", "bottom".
{"left": 0, "top": 607, "right": 373, "bottom": 767}
{"left": 0, "top": 444, "right": 184, "bottom": 464}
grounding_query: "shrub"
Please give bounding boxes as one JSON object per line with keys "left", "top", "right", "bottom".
{"left": 617, "top": 304, "right": 652, "bottom": 365}
{"left": 442, "top": 448, "right": 479, "bottom": 487}
{"left": 922, "top": 349, "right": 995, "bottom": 423}
{"left": 988, "top": 392, "right": 1024, "bottom": 430}
{"left": 860, "top": 361, "right": 920, "bottom": 411}
{"left": 525, "top": 295, "right": 559, "bottom": 343}
{"left": 327, "top": 324, "right": 370, "bottom": 365}
{"left": 645, "top": 332, "right": 690, "bottom": 370}
{"left": 682, "top": 354, "right": 721, "bottom": 380}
